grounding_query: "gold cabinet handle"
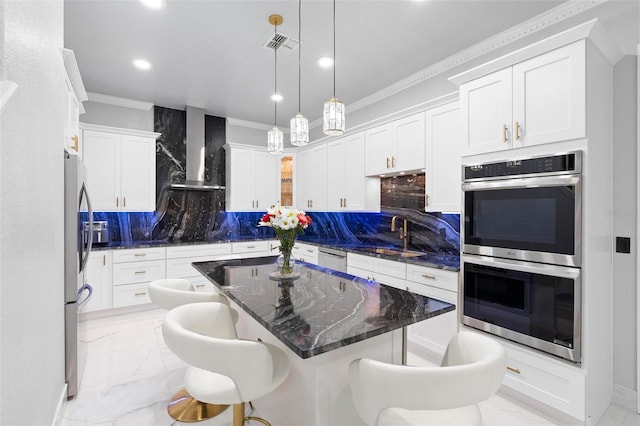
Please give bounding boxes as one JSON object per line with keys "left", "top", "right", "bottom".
{"left": 515, "top": 121, "right": 521, "bottom": 140}
{"left": 256, "top": 200, "right": 258, "bottom": 208}
{"left": 425, "top": 194, "right": 429, "bottom": 207}
{"left": 195, "top": 284, "right": 205, "bottom": 288}
{"left": 506, "top": 366, "right": 521, "bottom": 374}
{"left": 421, "top": 274, "right": 436, "bottom": 280}
{"left": 134, "top": 271, "right": 147, "bottom": 275}
{"left": 252, "top": 200, "right": 255, "bottom": 208}
{"left": 103, "top": 255, "right": 106, "bottom": 266}
{"left": 502, "top": 125, "right": 508, "bottom": 143}
{"left": 134, "top": 292, "right": 147, "bottom": 296}
{"left": 246, "top": 245, "right": 255, "bottom": 249}
{"left": 306, "top": 249, "right": 314, "bottom": 253}
{"left": 386, "top": 157, "right": 390, "bottom": 169}
{"left": 123, "top": 196, "right": 126, "bottom": 207}
{"left": 391, "top": 157, "right": 395, "bottom": 168}
{"left": 116, "top": 197, "right": 119, "bottom": 207}
{"left": 71, "top": 135, "right": 79, "bottom": 151}
{"left": 134, "top": 253, "right": 146, "bottom": 257}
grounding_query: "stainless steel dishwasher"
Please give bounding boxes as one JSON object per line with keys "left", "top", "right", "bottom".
{"left": 317, "top": 247, "right": 347, "bottom": 273}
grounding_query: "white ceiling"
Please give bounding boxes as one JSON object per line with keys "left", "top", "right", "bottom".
{"left": 63, "top": 0, "right": 635, "bottom": 127}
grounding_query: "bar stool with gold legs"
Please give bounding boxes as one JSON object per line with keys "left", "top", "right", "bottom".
{"left": 162, "top": 302, "right": 291, "bottom": 426}
{"left": 148, "top": 278, "right": 235, "bottom": 422}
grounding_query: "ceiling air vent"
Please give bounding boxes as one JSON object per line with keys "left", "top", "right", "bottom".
{"left": 264, "top": 31, "right": 299, "bottom": 55}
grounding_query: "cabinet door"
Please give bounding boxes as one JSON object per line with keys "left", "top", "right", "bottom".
{"left": 394, "top": 112, "right": 425, "bottom": 172}
{"left": 326, "top": 139, "right": 345, "bottom": 210}
{"left": 228, "top": 148, "right": 256, "bottom": 210}
{"left": 253, "top": 151, "right": 278, "bottom": 210}
{"left": 342, "top": 132, "right": 366, "bottom": 211}
{"left": 120, "top": 135, "right": 156, "bottom": 211}
{"left": 425, "top": 102, "right": 462, "bottom": 212}
{"left": 407, "top": 281, "right": 458, "bottom": 358}
{"left": 365, "top": 124, "right": 392, "bottom": 176}
{"left": 82, "top": 251, "right": 112, "bottom": 313}
{"left": 512, "top": 41, "right": 586, "bottom": 148}
{"left": 309, "top": 144, "right": 327, "bottom": 211}
{"left": 297, "top": 148, "right": 313, "bottom": 210}
{"left": 82, "top": 130, "right": 120, "bottom": 210}
{"left": 460, "top": 68, "right": 512, "bottom": 155}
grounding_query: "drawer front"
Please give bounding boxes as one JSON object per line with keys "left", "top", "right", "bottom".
{"left": 347, "top": 265, "right": 370, "bottom": 280}
{"left": 347, "top": 253, "right": 374, "bottom": 271}
{"left": 112, "top": 247, "right": 165, "bottom": 263}
{"left": 295, "top": 254, "right": 319, "bottom": 265}
{"left": 375, "top": 273, "right": 406, "bottom": 290}
{"left": 295, "top": 243, "right": 319, "bottom": 257}
{"left": 166, "top": 255, "right": 227, "bottom": 278}
{"left": 113, "top": 282, "right": 152, "bottom": 308}
{"left": 406, "top": 263, "right": 458, "bottom": 293}
{"left": 166, "top": 243, "right": 232, "bottom": 259}
{"left": 374, "top": 258, "right": 406, "bottom": 279}
{"left": 406, "top": 281, "right": 457, "bottom": 304}
{"left": 113, "top": 260, "right": 165, "bottom": 285}
{"left": 491, "top": 333, "right": 586, "bottom": 420}
{"left": 231, "top": 240, "right": 269, "bottom": 254}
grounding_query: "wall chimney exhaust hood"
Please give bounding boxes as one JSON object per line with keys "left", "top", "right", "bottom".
{"left": 169, "top": 106, "right": 225, "bottom": 191}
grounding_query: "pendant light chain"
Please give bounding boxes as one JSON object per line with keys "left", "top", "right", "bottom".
{"left": 268, "top": 14, "right": 284, "bottom": 154}
{"left": 332, "top": 0, "right": 336, "bottom": 99}
{"left": 322, "top": 0, "right": 345, "bottom": 136}
{"left": 274, "top": 21, "right": 278, "bottom": 127}
{"left": 298, "top": 0, "right": 302, "bottom": 114}
{"left": 290, "top": 1, "right": 309, "bottom": 146}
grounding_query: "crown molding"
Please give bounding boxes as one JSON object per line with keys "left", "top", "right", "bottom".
{"left": 80, "top": 122, "right": 161, "bottom": 138}
{"left": 347, "top": 0, "right": 606, "bottom": 116}
{"left": 87, "top": 92, "right": 154, "bottom": 110}
{"left": 226, "top": 117, "right": 290, "bottom": 134}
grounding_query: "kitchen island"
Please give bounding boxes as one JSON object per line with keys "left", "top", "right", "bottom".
{"left": 193, "top": 256, "right": 455, "bottom": 425}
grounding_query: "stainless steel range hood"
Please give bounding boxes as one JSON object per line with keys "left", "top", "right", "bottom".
{"left": 169, "top": 106, "right": 225, "bottom": 191}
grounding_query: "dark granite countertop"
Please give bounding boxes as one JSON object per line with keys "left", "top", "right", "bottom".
{"left": 192, "top": 256, "right": 455, "bottom": 359}
{"left": 93, "top": 237, "right": 460, "bottom": 271}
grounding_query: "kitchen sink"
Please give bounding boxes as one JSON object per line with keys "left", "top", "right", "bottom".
{"left": 359, "top": 247, "right": 424, "bottom": 258}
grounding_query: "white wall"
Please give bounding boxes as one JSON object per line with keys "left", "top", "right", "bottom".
{"left": 81, "top": 100, "right": 153, "bottom": 131}
{"left": 0, "top": 0, "right": 67, "bottom": 424}
{"left": 612, "top": 54, "right": 638, "bottom": 394}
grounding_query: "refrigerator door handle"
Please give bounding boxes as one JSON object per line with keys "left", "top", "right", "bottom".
{"left": 79, "top": 183, "right": 93, "bottom": 273}
{"left": 77, "top": 282, "right": 93, "bottom": 307}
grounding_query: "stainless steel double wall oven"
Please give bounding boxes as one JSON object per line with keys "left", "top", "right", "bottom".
{"left": 461, "top": 151, "right": 582, "bottom": 362}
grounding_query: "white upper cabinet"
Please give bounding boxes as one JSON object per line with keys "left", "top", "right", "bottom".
{"left": 81, "top": 124, "right": 159, "bottom": 212}
{"left": 365, "top": 112, "right": 425, "bottom": 175}
{"left": 226, "top": 143, "right": 278, "bottom": 211}
{"left": 458, "top": 40, "right": 586, "bottom": 156}
{"left": 425, "top": 101, "right": 463, "bottom": 212}
{"left": 297, "top": 144, "right": 327, "bottom": 211}
{"left": 327, "top": 132, "right": 368, "bottom": 211}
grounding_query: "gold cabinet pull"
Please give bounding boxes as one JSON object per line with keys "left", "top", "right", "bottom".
{"left": 343, "top": 198, "right": 347, "bottom": 207}
{"left": 195, "top": 284, "right": 205, "bottom": 288}
{"left": 425, "top": 194, "right": 429, "bottom": 207}
{"left": 103, "top": 255, "right": 106, "bottom": 266}
{"left": 134, "top": 253, "right": 146, "bottom": 257}
{"left": 246, "top": 245, "right": 255, "bottom": 249}
{"left": 421, "top": 274, "right": 436, "bottom": 280}
{"left": 391, "top": 157, "right": 395, "bottom": 168}
{"left": 502, "top": 125, "right": 508, "bottom": 143}
{"left": 123, "top": 197, "right": 126, "bottom": 207}
{"left": 256, "top": 200, "right": 258, "bottom": 208}
{"left": 515, "top": 121, "right": 521, "bottom": 140}
{"left": 507, "top": 366, "right": 521, "bottom": 374}
{"left": 134, "top": 292, "right": 147, "bottom": 296}
{"left": 71, "top": 135, "right": 79, "bottom": 151}
{"left": 116, "top": 197, "right": 119, "bottom": 207}
{"left": 386, "top": 157, "right": 390, "bottom": 169}
{"left": 134, "top": 271, "right": 147, "bottom": 275}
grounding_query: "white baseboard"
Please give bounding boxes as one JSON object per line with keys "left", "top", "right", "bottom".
{"left": 51, "top": 384, "right": 67, "bottom": 426}
{"left": 613, "top": 383, "right": 637, "bottom": 413}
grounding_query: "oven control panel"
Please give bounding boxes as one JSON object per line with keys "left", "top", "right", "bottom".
{"left": 464, "top": 151, "right": 581, "bottom": 181}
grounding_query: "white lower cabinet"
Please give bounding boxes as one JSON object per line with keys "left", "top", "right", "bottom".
{"left": 112, "top": 247, "right": 166, "bottom": 308}
{"left": 498, "top": 335, "right": 586, "bottom": 421}
{"left": 346, "top": 253, "right": 407, "bottom": 290}
{"left": 292, "top": 243, "right": 319, "bottom": 265}
{"left": 165, "top": 243, "right": 233, "bottom": 292}
{"left": 405, "top": 264, "right": 458, "bottom": 358}
{"left": 231, "top": 240, "right": 276, "bottom": 258}
{"left": 82, "top": 251, "right": 112, "bottom": 313}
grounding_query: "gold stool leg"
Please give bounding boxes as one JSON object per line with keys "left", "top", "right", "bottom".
{"left": 167, "top": 388, "right": 229, "bottom": 422}
{"left": 232, "top": 402, "right": 272, "bottom": 426}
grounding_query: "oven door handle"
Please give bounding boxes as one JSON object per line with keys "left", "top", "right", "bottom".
{"left": 462, "top": 175, "right": 580, "bottom": 191}
{"left": 462, "top": 254, "right": 581, "bottom": 279}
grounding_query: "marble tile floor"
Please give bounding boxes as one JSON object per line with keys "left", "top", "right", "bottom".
{"left": 61, "top": 307, "right": 639, "bottom": 426}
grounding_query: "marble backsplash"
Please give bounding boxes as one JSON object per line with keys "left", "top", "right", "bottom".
{"left": 94, "top": 209, "right": 459, "bottom": 256}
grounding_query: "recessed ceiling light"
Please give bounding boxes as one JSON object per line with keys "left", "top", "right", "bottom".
{"left": 317, "top": 57, "right": 334, "bottom": 68}
{"left": 271, "top": 93, "right": 283, "bottom": 102}
{"left": 139, "top": 0, "right": 166, "bottom": 10}
{"left": 132, "top": 59, "right": 152, "bottom": 70}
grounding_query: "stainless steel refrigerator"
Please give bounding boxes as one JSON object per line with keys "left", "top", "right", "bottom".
{"left": 64, "top": 148, "right": 94, "bottom": 398}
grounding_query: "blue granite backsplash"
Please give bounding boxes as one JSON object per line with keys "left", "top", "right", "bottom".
{"left": 94, "top": 209, "right": 459, "bottom": 256}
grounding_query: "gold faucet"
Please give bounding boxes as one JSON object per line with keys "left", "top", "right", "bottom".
{"left": 390, "top": 216, "right": 408, "bottom": 251}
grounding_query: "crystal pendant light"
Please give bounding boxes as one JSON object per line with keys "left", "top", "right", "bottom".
{"left": 323, "top": 0, "right": 345, "bottom": 136}
{"left": 267, "top": 14, "right": 284, "bottom": 154}
{"left": 290, "top": 0, "right": 309, "bottom": 146}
